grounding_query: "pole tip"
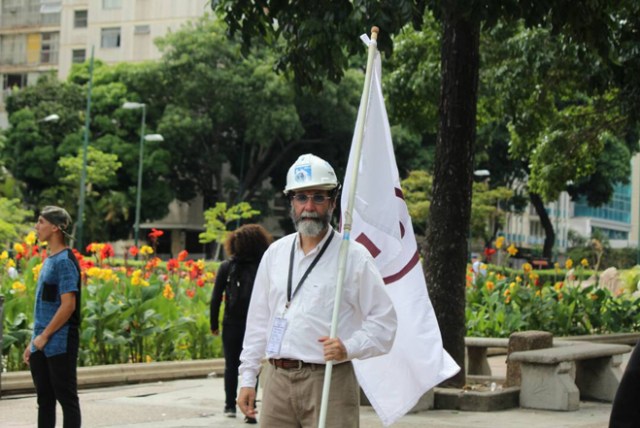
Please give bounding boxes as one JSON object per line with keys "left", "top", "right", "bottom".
{"left": 371, "top": 26, "right": 379, "bottom": 39}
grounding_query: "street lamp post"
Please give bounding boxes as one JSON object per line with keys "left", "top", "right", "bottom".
{"left": 76, "top": 46, "right": 95, "bottom": 251}
{"left": 122, "top": 101, "right": 164, "bottom": 248}
{"left": 469, "top": 169, "right": 491, "bottom": 260}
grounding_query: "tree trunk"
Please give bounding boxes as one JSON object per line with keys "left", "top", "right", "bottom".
{"left": 529, "top": 192, "right": 555, "bottom": 259}
{"left": 425, "top": 7, "right": 480, "bottom": 388}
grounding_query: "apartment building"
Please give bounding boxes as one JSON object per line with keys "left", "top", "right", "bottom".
{"left": 504, "top": 153, "right": 640, "bottom": 254}
{"left": 0, "top": 0, "right": 60, "bottom": 128}
{"left": 58, "top": 0, "right": 208, "bottom": 79}
{"left": 1, "top": 0, "right": 208, "bottom": 121}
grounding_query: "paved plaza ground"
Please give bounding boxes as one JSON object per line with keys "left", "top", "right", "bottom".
{"left": 0, "top": 355, "right": 619, "bottom": 427}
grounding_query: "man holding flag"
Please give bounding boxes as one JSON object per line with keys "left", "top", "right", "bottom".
{"left": 237, "top": 153, "right": 397, "bottom": 427}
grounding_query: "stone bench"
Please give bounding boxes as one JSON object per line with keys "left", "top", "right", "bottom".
{"left": 508, "top": 342, "right": 631, "bottom": 411}
{"left": 465, "top": 337, "right": 509, "bottom": 376}
{"left": 465, "top": 333, "right": 640, "bottom": 377}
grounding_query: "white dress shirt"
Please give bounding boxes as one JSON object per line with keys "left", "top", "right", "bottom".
{"left": 239, "top": 228, "right": 397, "bottom": 388}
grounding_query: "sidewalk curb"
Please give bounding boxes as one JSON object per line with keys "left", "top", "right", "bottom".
{"left": 1, "top": 358, "right": 225, "bottom": 396}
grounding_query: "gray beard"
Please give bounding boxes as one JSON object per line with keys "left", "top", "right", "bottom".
{"left": 290, "top": 207, "right": 332, "bottom": 237}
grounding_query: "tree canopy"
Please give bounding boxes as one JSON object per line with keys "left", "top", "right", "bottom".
{"left": 212, "top": 0, "right": 640, "bottom": 387}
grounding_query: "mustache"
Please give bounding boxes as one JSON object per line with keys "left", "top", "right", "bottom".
{"left": 299, "top": 212, "right": 320, "bottom": 220}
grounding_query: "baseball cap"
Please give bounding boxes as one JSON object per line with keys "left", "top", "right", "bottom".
{"left": 41, "top": 206, "right": 73, "bottom": 238}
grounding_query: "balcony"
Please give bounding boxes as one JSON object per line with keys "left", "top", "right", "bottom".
{"left": 0, "top": 11, "right": 60, "bottom": 30}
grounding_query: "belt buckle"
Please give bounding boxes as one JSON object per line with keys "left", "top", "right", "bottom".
{"left": 296, "top": 360, "right": 303, "bottom": 370}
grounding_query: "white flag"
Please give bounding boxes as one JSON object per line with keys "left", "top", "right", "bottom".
{"left": 341, "top": 37, "right": 460, "bottom": 426}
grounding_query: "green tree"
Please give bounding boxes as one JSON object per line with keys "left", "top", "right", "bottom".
{"left": 155, "top": 16, "right": 302, "bottom": 208}
{"left": 0, "top": 198, "right": 33, "bottom": 245}
{"left": 154, "top": 15, "right": 363, "bottom": 216}
{"left": 479, "top": 23, "right": 638, "bottom": 258}
{"left": 401, "top": 170, "right": 432, "bottom": 237}
{"left": 199, "top": 202, "right": 260, "bottom": 260}
{"left": 2, "top": 62, "right": 174, "bottom": 243}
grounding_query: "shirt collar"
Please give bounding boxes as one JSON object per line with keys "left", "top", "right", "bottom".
{"left": 295, "top": 227, "right": 333, "bottom": 256}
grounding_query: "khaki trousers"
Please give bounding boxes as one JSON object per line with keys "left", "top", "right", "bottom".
{"left": 259, "top": 361, "right": 359, "bottom": 428}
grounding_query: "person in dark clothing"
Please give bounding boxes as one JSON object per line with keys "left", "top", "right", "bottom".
{"left": 609, "top": 344, "right": 640, "bottom": 428}
{"left": 210, "top": 224, "right": 273, "bottom": 424}
{"left": 24, "top": 206, "right": 81, "bottom": 428}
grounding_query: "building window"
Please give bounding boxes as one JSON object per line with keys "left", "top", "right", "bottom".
{"left": 40, "top": 32, "right": 59, "bottom": 64}
{"left": 74, "top": 10, "right": 87, "bottom": 28}
{"left": 574, "top": 183, "right": 632, "bottom": 224}
{"left": 101, "top": 27, "right": 121, "bottom": 48}
{"left": 3, "top": 73, "right": 28, "bottom": 91}
{"left": 72, "top": 49, "right": 86, "bottom": 63}
{"left": 0, "top": 34, "right": 27, "bottom": 65}
{"left": 134, "top": 25, "right": 150, "bottom": 35}
{"left": 102, "top": 0, "right": 122, "bottom": 9}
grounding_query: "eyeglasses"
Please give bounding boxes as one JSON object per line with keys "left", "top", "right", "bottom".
{"left": 291, "top": 194, "right": 332, "bottom": 205}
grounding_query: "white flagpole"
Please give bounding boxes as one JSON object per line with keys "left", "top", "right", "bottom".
{"left": 318, "top": 26, "right": 380, "bottom": 428}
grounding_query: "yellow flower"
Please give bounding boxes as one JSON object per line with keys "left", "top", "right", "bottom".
{"left": 580, "top": 258, "right": 589, "bottom": 267}
{"left": 87, "top": 243, "right": 105, "bottom": 253}
{"left": 509, "top": 282, "right": 516, "bottom": 289}
{"left": 516, "top": 276, "right": 522, "bottom": 283}
{"left": 196, "top": 259, "right": 205, "bottom": 270}
{"left": 140, "top": 245, "right": 154, "bottom": 256}
{"left": 6, "top": 259, "right": 16, "bottom": 269}
{"left": 87, "top": 267, "right": 102, "bottom": 277}
{"left": 522, "top": 263, "right": 532, "bottom": 273}
{"left": 554, "top": 281, "right": 564, "bottom": 291}
{"left": 25, "top": 231, "right": 37, "bottom": 246}
{"left": 162, "top": 283, "right": 175, "bottom": 300}
{"left": 32, "top": 263, "right": 43, "bottom": 281}
{"left": 503, "top": 289, "right": 510, "bottom": 297}
{"left": 535, "top": 290, "right": 541, "bottom": 297}
{"left": 13, "top": 243, "right": 24, "bottom": 254}
{"left": 0, "top": 250, "right": 7, "bottom": 260}
{"left": 480, "top": 263, "right": 487, "bottom": 271}
{"left": 495, "top": 236, "right": 505, "bottom": 249}
{"left": 131, "top": 269, "right": 143, "bottom": 286}
{"left": 485, "top": 281, "right": 495, "bottom": 291}
{"left": 145, "top": 355, "right": 153, "bottom": 363}
{"left": 12, "top": 281, "right": 26, "bottom": 292}
{"left": 589, "top": 293, "right": 598, "bottom": 301}
{"left": 565, "top": 259, "right": 573, "bottom": 269}
{"left": 506, "top": 244, "right": 518, "bottom": 256}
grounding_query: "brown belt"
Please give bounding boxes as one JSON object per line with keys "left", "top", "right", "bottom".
{"left": 269, "top": 358, "right": 324, "bottom": 370}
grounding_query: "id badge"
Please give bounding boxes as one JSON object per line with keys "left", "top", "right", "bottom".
{"left": 266, "top": 317, "right": 288, "bottom": 355}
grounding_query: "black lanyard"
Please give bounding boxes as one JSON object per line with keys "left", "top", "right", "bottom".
{"left": 286, "top": 229, "right": 335, "bottom": 308}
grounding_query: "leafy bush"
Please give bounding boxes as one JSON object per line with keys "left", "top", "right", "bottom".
{"left": 467, "top": 259, "right": 640, "bottom": 337}
{"left": 1, "top": 238, "right": 222, "bottom": 372}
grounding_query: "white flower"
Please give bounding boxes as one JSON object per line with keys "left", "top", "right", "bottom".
{"left": 7, "top": 266, "right": 18, "bottom": 279}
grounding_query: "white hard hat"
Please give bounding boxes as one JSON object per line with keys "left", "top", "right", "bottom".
{"left": 284, "top": 153, "right": 339, "bottom": 194}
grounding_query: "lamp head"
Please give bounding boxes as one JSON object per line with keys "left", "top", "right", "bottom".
{"left": 144, "top": 134, "right": 164, "bottom": 142}
{"left": 122, "top": 101, "right": 145, "bottom": 110}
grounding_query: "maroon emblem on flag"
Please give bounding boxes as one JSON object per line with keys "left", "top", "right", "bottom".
{"left": 383, "top": 250, "right": 419, "bottom": 284}
{"left": 355, "top": 233, "right": 381, "bottom": 258}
